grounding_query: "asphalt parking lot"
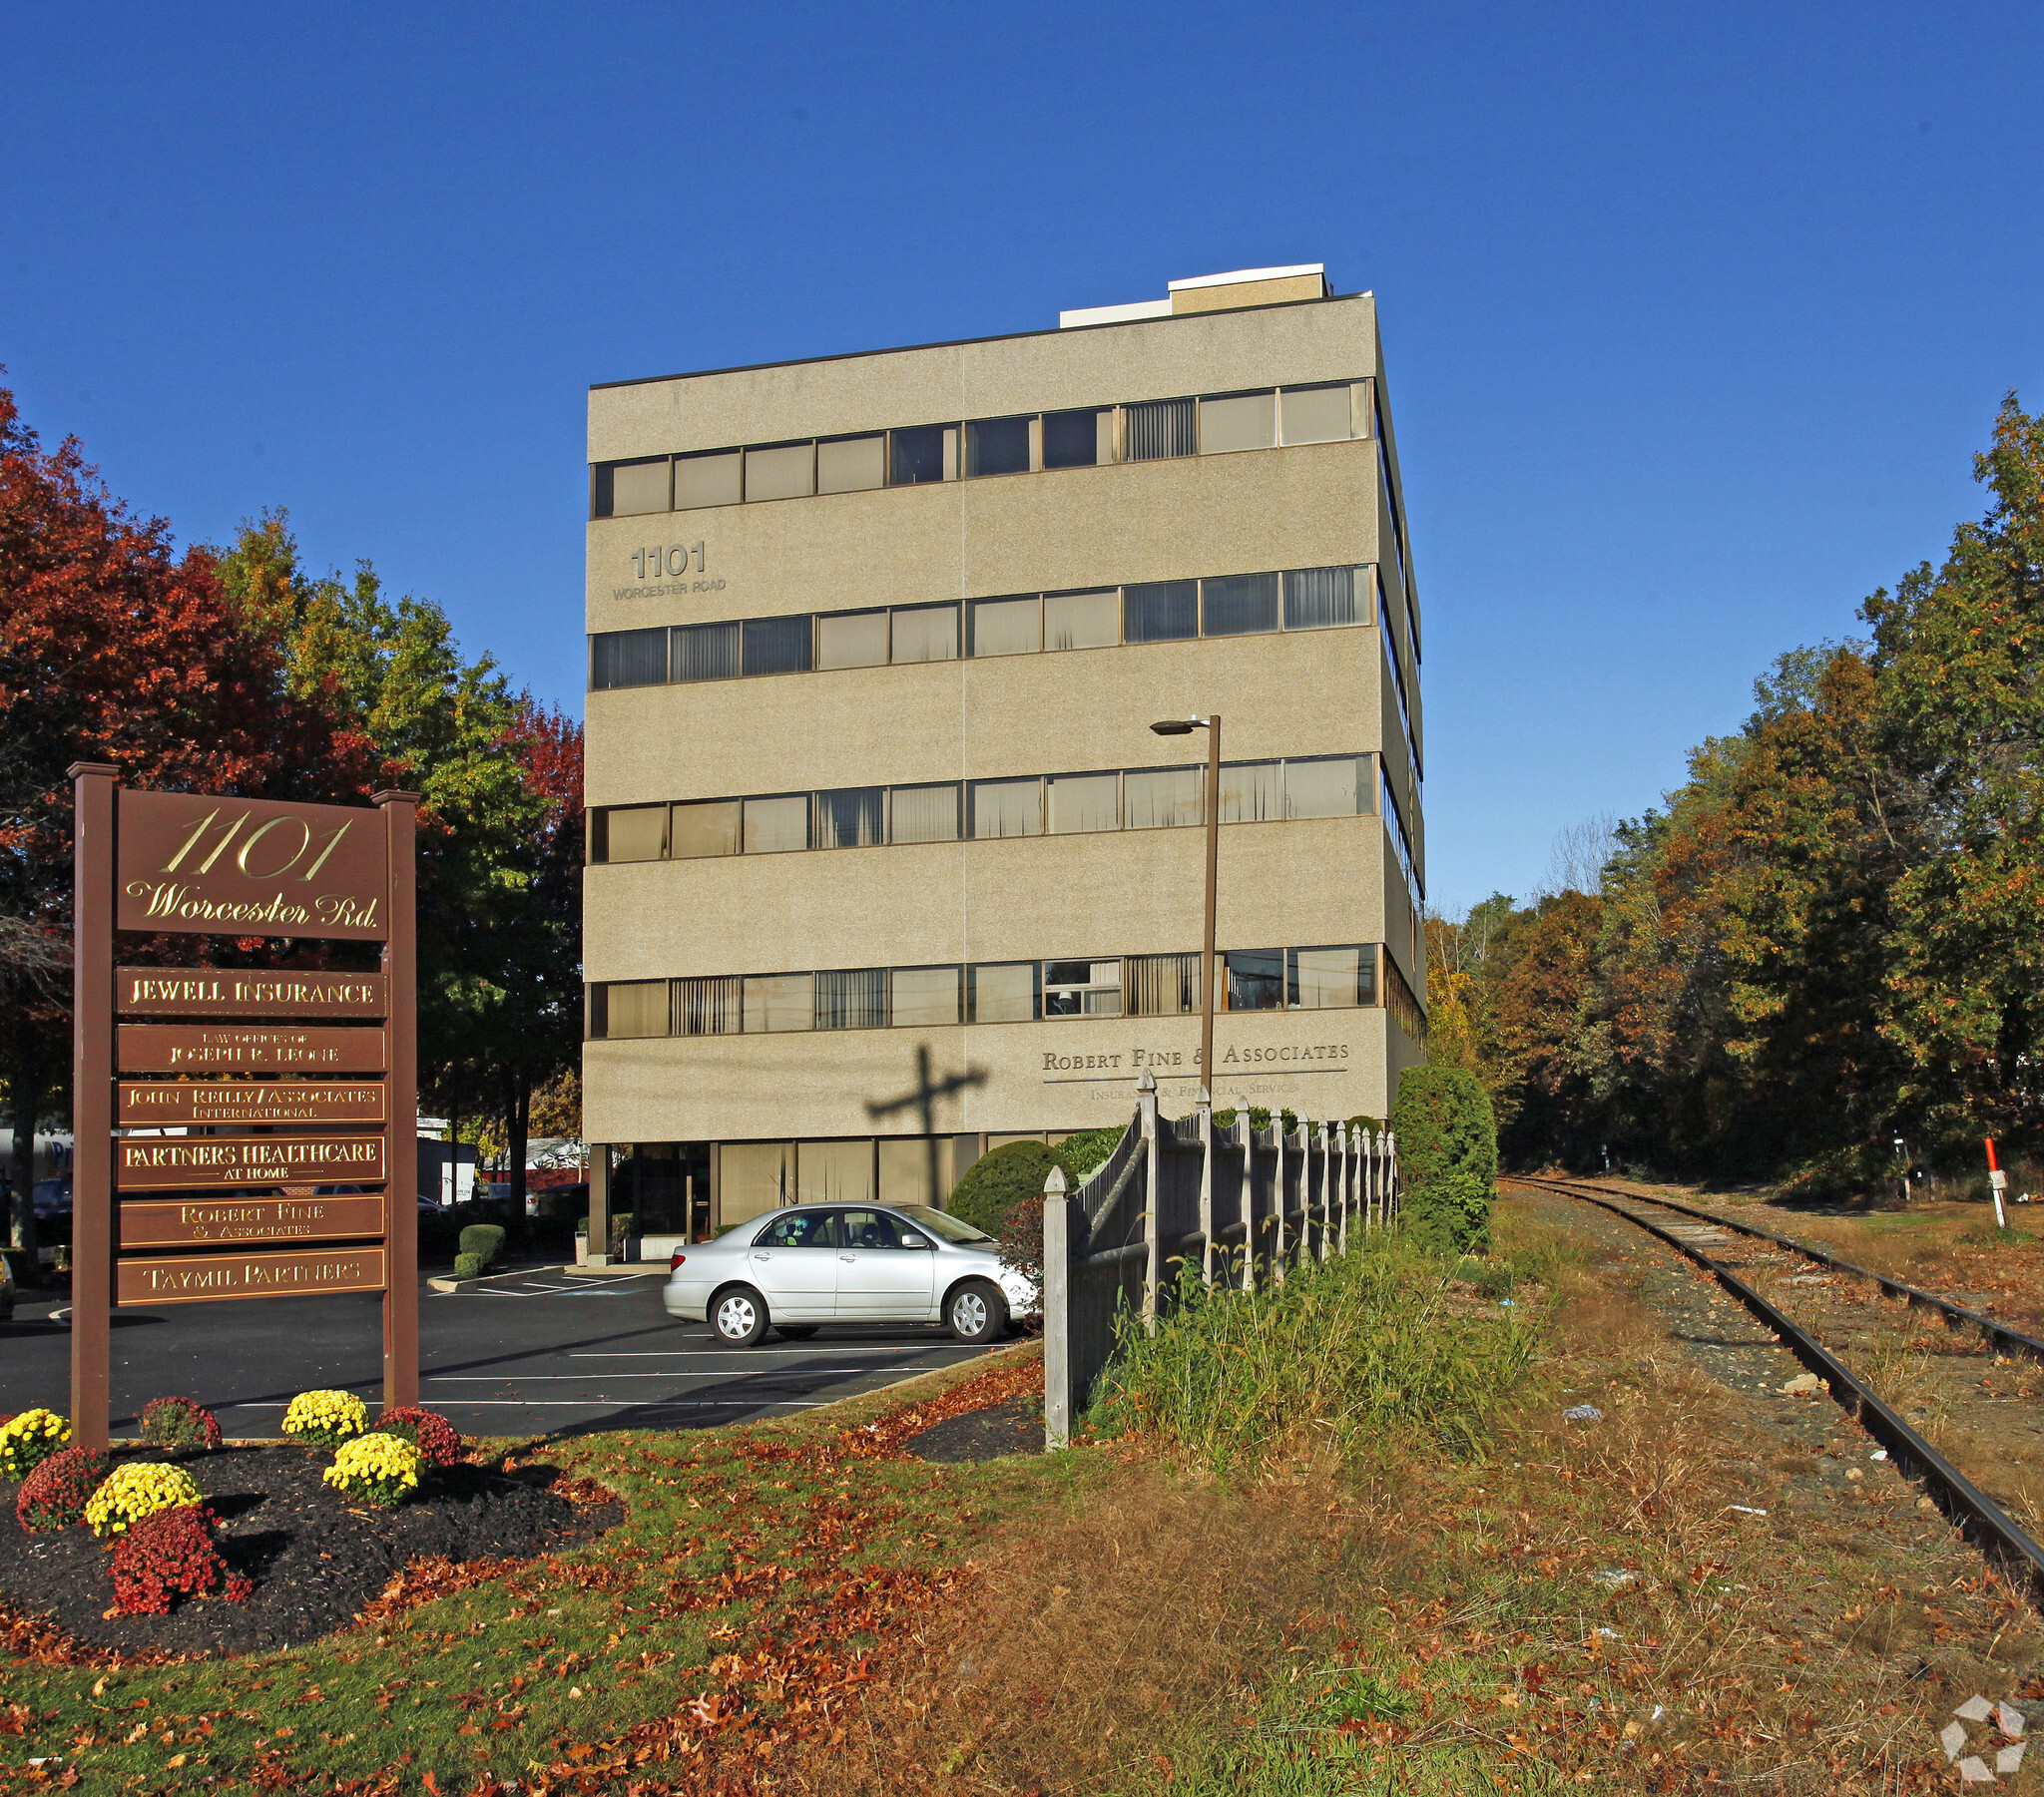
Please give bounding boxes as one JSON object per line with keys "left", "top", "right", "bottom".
{"left": 0, "top": 1263, "right": 1002, "bottom": 1439}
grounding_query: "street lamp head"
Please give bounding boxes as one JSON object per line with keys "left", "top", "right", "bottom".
{"left": 1149, "top": 717, "right": 1207, "bottom": 735}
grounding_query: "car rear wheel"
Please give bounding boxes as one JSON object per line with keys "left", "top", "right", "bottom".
{"left": 946, "top": 1279, "right": 1007, "bottom": 1344}
{"left": 713, "top": 1285, "right": 769, "bottom": 1346}
{"left": 776, "top": 1324, "right": 819, "bottom": 1341}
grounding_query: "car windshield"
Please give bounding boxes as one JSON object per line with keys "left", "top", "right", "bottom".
{"left": 892, "top": 1205, "right": 993, "bottom": 1244}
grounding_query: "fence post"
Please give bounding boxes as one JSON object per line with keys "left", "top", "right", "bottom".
{"left": 1236, "top": 1097, "right": 1254, "bottom": 1291}
{"left": 1313, "top": 1121, "right": 1329, "bottom": 1260}
{"left": 1042, "top": 1164, "right": 1074, "bottom": 1447}
{"left": 1385, "top": 1128, "right": 1399, "bottom": 1225}
{"left": 1272, "top": 1117, "right": 1287, "bottom": 1281}
{"left": 1197, "top": 1084, "right": 1215, "bottom": 1287}
{"left": 1139, "top": 1071, "right": 1160, "bottom": 1337}
{"left": 1337, "top": 1126, "right": 1352, "bottom": 1256}
{"left": 1365, "top": 1126, "right": 1378, "bottom": 1230}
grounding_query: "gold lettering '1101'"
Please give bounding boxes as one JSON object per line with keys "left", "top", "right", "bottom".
{"left": 160, "top": 808, "right": 355, "bottom": 885}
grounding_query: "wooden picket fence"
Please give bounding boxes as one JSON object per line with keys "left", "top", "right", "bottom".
{"left": 1039, "top": 1069, "right": 1399, "bottom": 1446}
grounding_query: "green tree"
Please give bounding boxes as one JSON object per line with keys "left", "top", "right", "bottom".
{"left": 214, "top": 515, "right": 583, "bottom": 1198}
{"left": 1864, "top": 396, "right": 2044, "bottom": 1152}
{"left": 1390, "top": 1066, "right": 1497, "bottom": 1251}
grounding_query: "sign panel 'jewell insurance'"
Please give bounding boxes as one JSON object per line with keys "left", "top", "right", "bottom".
{"left": 115, "top": 792, "right": 388, "bottom": 941}
{"left": 117, "top": 968, "right": 386, "bottom": 1019}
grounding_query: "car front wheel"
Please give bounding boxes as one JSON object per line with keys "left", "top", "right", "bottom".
{"left": 713, "top": 1285, "right": 769, "bottom": 1346}
{"left": 946, "top": 1279, "right": 1007, "bottom": 1344}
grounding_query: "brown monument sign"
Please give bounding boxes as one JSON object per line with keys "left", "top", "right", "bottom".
{"left": 70, "top": 769, "right": 419, "bottom": 1452}
{"left": 121, "top": 1194, "right": 388, "bottom": 1249}
{"left": 118, "top": 1081, "right": 386, "bottom": 1127}
{"left": 117, "top": 1246, "right": 389, "bottom": 1306}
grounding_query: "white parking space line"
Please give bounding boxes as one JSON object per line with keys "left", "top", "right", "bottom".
{"left": 425, "top": 1368, "right": 948, "bottom": 1381}
{"left": 566, "top": 1348, "right": 951, "bottom": 1359}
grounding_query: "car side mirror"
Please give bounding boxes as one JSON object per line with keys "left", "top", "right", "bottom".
{"left": 903, "top": 1234, "right": 931, "bottom": 1249}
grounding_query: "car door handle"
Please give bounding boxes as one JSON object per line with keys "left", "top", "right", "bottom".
{"left": 753, "top": 1251, "right": 771, "bottom": 1260}
{"left": 837, "top": 1253, "right": 857, "bottom": 1262}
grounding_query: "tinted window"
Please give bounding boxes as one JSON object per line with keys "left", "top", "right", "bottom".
{"left": 1201, "top": 572, "right": 1279, "bottom": 637}
{"left": 965, "top": 416, "right": 1030, "bottom": 477}
{"left": 1041, "top": 409, "right": 1102, "bottom": 469}
{"left": 743, "top": 615, "right": 813, "bottom": 676}
{"left": 894, "top": 1204, "right": 992, "bottom": 1244}
{"left": 591, "top": 629, "right": 669, "bottom": 690}
{"left": 672, "top": 621, "right": 740, "bottom": 683}
{"left": 1225, "top": 949, "right": 1285, "bottom": 1012}
{"left": 754, "top": 1209, "right": 837, "bottom": 1249}
{"left": 1123, "top": 581, "right": 1198, "bottom": 644}
{"left": 596, "top": 459, "right": 669, "bottom": 518}
{"left": 890, "top": 425, "right": 949, "bottom": 485}
{"left": 1124, "top": 397, "right": 1196, "bottom": 460}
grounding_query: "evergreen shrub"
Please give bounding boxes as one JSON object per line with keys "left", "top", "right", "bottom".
{"left": 457, "top": 1223, "right": 505, "bottom": 1268}
{"left": 948, "top": 1141, "right": 1059, "bottom": 1238}
{"left": 1390, "top": 1067, "right": 1499, "bottom": 1252}
{"left": 453, "top": 1251, "right": 484, "bottom": 1279}
{"left": 15, "top": 1446, "right": 111, "bottom": 1532}
{"left": 140, "top": 1395, "right": 223, "bottom": 1452}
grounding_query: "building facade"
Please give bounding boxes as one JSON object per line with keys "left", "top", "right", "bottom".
{"left": 581, "top": 264, "right": 1425, "bottom": 1256}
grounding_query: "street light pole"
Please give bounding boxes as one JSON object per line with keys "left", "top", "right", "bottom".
{"left": 1151, "top": 714, "right": 1223, "bottom": 1097}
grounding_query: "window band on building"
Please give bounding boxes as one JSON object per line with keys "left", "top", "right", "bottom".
{"left": 588, "top": 943, "right": 1387, "bottom": 1040}
{"left": 590, "top": 752, "right": 1373, "bottom": 864}
{"left": 589, "top": 563, "right": 1373, "bottom": 691}
{"left": 589, "top": 379, "right": 1377, "bottom": 519}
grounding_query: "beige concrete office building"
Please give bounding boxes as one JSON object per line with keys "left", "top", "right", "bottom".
{"left": 582, "top": 264, "right": 1426, "bottom": 1252}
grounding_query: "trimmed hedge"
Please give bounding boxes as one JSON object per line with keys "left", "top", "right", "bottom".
{"left": 948, "top": 1141, "right": 1059, "bottom": 1239}
{"left": 453, "top": 1251, "right": 484, "bottom": 1279}
{"left": 457, "top": 1223, "right": 505, "bottom": 1269}
{"left": 1390, "top": 1067, "right": 1499, "bottom": 1252}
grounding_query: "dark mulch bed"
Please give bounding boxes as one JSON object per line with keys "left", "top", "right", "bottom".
{"left": 0, "top": 1444, "right": 619, "bottom": 1659}
{"left": 902, "top": 1393, "right": 1043, "bottom": 1463}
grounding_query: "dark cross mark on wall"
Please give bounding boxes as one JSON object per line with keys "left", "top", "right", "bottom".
{"left": 867, "top": 1046, "right": 987, "bottom": 1206}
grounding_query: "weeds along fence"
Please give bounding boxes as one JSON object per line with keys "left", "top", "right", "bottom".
{"left": 1040, "top": 1069, "right": 1399, "bottom": 1447}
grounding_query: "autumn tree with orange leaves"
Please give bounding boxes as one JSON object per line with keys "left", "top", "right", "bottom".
{"left": 0, "top": 384, "right": 372, "bottom": 1253}
{"left": 1433, "top": 395, "right": 2044, "bottom": 1190}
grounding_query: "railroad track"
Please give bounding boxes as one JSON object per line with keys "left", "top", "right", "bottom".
{"left": 1505, "top": 1171, "right": 2044, "bottom": 1608}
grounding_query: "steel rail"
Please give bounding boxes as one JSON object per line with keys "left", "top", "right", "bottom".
{"left": 1513, "top": 1173, "right": 2044, "bottom": 1367}
{"left": 1505, "top": 1175, "right": 2044, "bottom": 1607}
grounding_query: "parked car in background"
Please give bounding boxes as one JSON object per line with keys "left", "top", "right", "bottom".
{"left": 31, "top": 1176, "right": 70, "bottom": 1219}
{"left": 663, "top": 1202, "right": 1036, "bottom": 1346}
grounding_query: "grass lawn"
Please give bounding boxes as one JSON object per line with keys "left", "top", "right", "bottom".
{"left": 5, "top": 1213, "right": 2041, "bottom": 1794}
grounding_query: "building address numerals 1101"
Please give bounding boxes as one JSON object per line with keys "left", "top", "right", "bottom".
{"left": 633, "top": 543, "right": 707, "bottom": 580}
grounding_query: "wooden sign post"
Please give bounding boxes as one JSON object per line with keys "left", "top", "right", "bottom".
{"left": 68, "top": 765, "right": 419, "bottom": 1450}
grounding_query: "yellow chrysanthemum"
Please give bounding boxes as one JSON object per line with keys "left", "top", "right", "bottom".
{"left": 322, "top": 1433, "right": 422, "bottom": 1508}
{"left": 0, "top": 1408, "right": 72, "bottom": 1481}
{"left": 84, "top": 1462, "right": 204, "bottom": 1539}
{"left": 280, "top": 1389, "right": 368, "bottom": 1445}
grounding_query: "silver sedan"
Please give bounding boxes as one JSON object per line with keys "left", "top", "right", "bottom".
{"left": 662, "top": 1202, "right": 1038, "bottom": 1346}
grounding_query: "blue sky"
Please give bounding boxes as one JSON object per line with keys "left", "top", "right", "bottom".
{"left": 4, "top": 2, "right": 2039, "bottom": 912}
